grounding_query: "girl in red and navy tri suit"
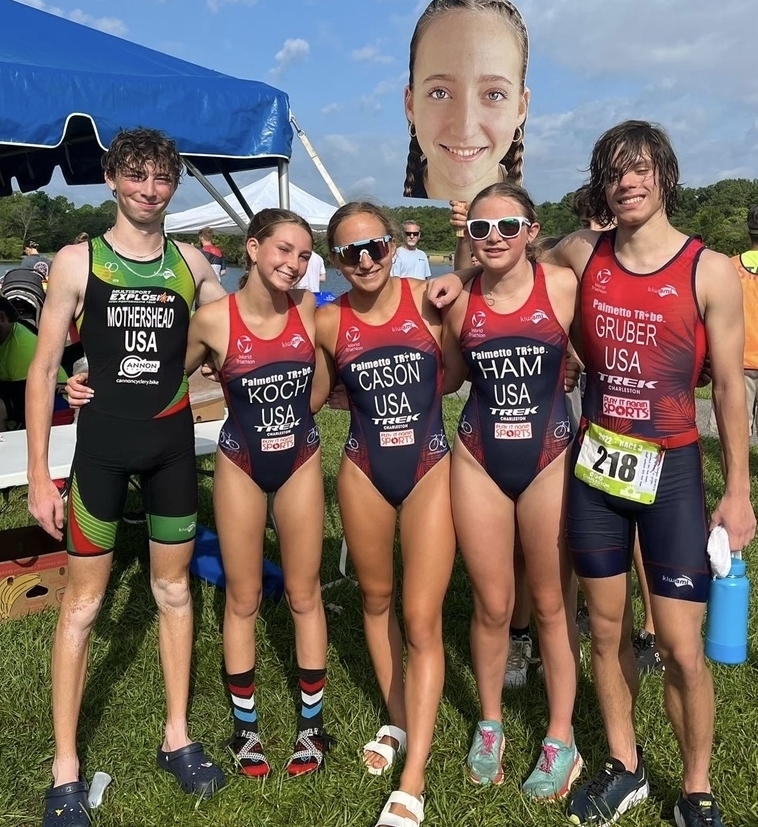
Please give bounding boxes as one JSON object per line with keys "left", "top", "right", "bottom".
{"left": 186, "top": 209, "right": 332, "bottom": 780}
{"left": 444, "top": 182, "right": 582, "bottom": 799}
{"left": 316, "top": 203, "right": 455, "bottom": 827}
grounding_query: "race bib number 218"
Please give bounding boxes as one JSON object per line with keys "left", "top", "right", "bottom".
{"left": 574, "top": 422, "right": 664, "bottom": 504}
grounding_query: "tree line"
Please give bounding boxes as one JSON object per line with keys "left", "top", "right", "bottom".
{"left": 2, "top": 178, "right": 757, "bottom": 264}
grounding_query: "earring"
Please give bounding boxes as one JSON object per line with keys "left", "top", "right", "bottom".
{"left": 513, "top": 126, "right": 523, "bottom": 143}
{"left": 111, "top": 190, "right": 117, "bottom": 198}
{"left": 408, "top": 122, "right": 417, "bottom": 139}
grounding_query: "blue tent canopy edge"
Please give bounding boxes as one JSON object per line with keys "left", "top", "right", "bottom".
{"left": 0, "top": 0, "right": 293, "bottom": 195}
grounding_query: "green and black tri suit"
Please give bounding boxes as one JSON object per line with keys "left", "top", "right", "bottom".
{"left": 67, "top": 236, "right": 199, "bottom": 554}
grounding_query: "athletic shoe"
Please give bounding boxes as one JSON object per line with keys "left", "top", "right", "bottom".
{"left": 566, "top": 745, "right": 649, "bottom": 825}
{"left": 522, "top": 732, "right": 583, "bottom": 800}
{"left": 467, "top": 720, "right": 505, "bottom": 786}
{"left": 576, "top": 604, "right": 591, "bottom": 637}
{"left": 632, "top": 629, "right": 664, "bottom": 674}
{"left": 674, "top": 792, "right": 724, "bottom": 826}
{"left": 504, "top": 635, "right": 535, "bottom": 689}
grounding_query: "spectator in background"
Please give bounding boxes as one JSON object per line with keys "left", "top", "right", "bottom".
{"left": 21, "top": 238, "right": 53, "bottom": 280}
{"left": 394, "top": 219, "right": 431, "bottom": 280}
{"left": 297, "top": 249, "right": 327, "bottom": 292}
{"left": 199, "top": 226, "right": 227, "bottom": 280}
{"left": 72, "top": 232, "right": 89, "bottom": 245}
{"left": 710, "top": 204, "right": 758, "bottom": 436}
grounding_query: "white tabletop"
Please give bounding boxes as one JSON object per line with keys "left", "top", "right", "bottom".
{"left": 0, "top": 418, "right": 223, "bottom": 490}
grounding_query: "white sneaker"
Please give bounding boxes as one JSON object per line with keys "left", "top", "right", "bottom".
{"left": 504, "top": 635, "right": 535, "bottom": 688}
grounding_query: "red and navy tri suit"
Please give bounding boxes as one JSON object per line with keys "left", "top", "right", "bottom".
{"left": 218, "top": 293, "right": 319, "bottom": 493}
{"left": 334, "top": 277, "right": 448, "bottom": 506}
{"left": 568, "top": 231, "right": 711, "bottom": 601}
{"left": 457, "top": 262, "right": 571, "bottom": 499}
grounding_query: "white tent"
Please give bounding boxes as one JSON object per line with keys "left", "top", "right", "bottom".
{"left": 165, "top": 171, "right": 338, "bottom": 235}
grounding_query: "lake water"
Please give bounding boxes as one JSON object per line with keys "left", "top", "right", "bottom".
{"left": 2, "top": 260, "right": 455, "bottom": 299}
{"left": 221, "top": 263, "right": 455, "bottom": 297}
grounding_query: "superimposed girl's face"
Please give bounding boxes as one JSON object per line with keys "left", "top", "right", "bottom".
{"left": 247, "top": 224, "right": 313, "bottom": 292}
{"left": 329, "top": 213, "right": 395, "bottom": 293}
{"left": 405, "top": 10, "right": 529, "bottom": 201}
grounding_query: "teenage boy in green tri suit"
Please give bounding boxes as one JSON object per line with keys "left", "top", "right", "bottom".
{"left": 26, "top": 128, "right": 227, "bottom": 826}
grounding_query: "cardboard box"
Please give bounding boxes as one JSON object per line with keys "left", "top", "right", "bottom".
{"left": 190, "top": 395, "right": 226, "bottom": 423}
{"left": 189, "top": 371, "right": 226, "bottom": 422}
{"left": 0, "top": 526, "right": 67, "bottom": 620}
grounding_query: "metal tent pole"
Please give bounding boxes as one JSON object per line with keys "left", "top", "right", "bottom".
{"left": 290, "top": 115, "right": 346, "bottom": 206}
{"left": 219, "top": 166, "right": 254, "bottom": 220}
{"left": 277, "top": 159, "right": 290, "bottom": 209}
{"left": 182, "top": 158, "right": 247, "bottom": 233}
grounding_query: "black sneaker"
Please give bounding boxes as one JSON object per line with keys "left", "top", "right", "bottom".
{"left": 566, "top": 745, "right": 649, "bottom": 825}
{"left": 674, "top": 792, "right": 724, "bottom": 826}
{"left": 576, "top": 604, "right": 591, "bottom": 638}
{"left": 632, "top": 629, "right": 664, "bottom": 674}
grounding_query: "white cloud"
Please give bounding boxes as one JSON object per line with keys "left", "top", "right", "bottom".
{"left": 358, "top": 72, "right": 407, "bottom": 112}
{"left": 320, "top": 103, "right": 340, "bottom": 116}
{"left": 351, "top": 44, "right": 394, "bottom": 65}
{"left": 347, "top": 176, "right": 379, "bottom": 199}
{"left": 206, "top": 0, "right": 260, "bottom": 11}
{"left": 520, "top": 0, "right": 758, "bottom": 101}
{"left": 269, "top": 38, "right": 311, "bottom": 79}
{"left": 321, "top": 134, "right": 360, "bottom": 157}
{"left": 17, "top": 0, "right": 127, "bottom": 35}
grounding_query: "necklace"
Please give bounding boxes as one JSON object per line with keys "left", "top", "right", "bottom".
{"left": 107, "top": 232, "right": 167, "bottom": 279}
{"left": 482, "top": 268, "right": 532, "bottom": 307}
{"left": 107, "top": 230, "right": 164, "bottom": 259}
{"left": 484, "top": 292, "right": 512, "bottom": 307}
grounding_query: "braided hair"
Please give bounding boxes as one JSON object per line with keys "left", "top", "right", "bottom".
{"left": 404, "top": 0, "right": 529, "bottom": 196}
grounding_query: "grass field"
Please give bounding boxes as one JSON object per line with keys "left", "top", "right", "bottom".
{"left": 0, "top": 398, "right": 757, "bottom": 827}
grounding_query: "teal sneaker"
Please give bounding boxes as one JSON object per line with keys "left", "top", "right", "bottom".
{"left": 522, "top": 733, "right": 583, "bottom": 800}
{"left": 467, "top": 720, "right": 504, "bottom": 786}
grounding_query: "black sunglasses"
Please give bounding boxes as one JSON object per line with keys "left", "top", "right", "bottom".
{"left": 404, "top": 231, "right": 420, "bottom": 238}
{"left": 467, "top": 216, "right": 532, "bottom": 240}
{"left": 331, "top": 235, "right": 392, "bottom": 267}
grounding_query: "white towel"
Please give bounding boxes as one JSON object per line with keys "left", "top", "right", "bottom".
{"left": 707, "top": 526, "right": 732, "bottom": 578}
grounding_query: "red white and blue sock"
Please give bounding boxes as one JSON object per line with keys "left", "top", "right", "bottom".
{"left": 297, "top": 667, "right": 326, "bottom": 732}
{"left": 226, "top": 666, "right": 269, "bottom": 777}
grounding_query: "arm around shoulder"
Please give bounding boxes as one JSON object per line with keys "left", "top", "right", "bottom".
{"left": 311, "top": 303, "right": 339, "bottom": 412}
{"left": 178, "top": 242, "right": 228, "bottom": 304}
{"left": 185, "top": 302, "right": 221, "bottom": 376}
{"left": 441, "top": 291, "right": 470, "bottom": 393}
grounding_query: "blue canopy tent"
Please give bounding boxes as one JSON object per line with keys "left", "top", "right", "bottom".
{"left": 0, "top": 0, "right": 293, "bottom": 226}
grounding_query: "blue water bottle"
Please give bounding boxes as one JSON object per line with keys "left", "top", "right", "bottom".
{"left": 704, "top": 555, "right": 750, "bottom": 665}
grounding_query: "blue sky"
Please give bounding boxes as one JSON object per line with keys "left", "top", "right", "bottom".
{"left": 15, "top": 0, "right": 758, "bottom": 213}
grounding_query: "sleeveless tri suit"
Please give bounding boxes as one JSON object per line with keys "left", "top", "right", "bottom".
{"left": 457, "top": 263, "right": 571, "bottom": 499}
{"left": 567, "top": 231, "right": 711, "bottom": 601}
{"left": 217, "top": 292, "right": 319, "bottom": 493}
{"left": 67, "top": 236, "right": 198, "bottom": 555}
{"left": 334, "top": 277, "right": 448, "bottom": 506}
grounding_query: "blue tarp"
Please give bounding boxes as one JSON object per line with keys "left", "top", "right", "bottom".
{"left": 0, "top": 0, "right": 293, "bottom": 195}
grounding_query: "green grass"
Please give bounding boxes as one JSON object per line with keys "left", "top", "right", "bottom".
{"left": 1, "top": 401, "right": 757, "bottom": 826}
